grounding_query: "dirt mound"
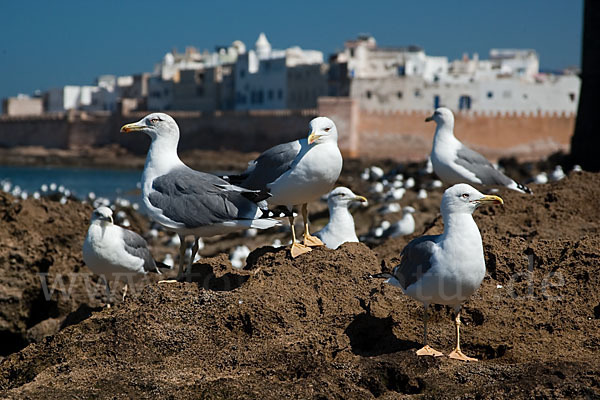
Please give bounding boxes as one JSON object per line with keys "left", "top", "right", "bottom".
{"left": 0, "top": 193, "right": 95, "bottom": 356}
{"left": 1, "top": 171, "right": 600, "bottom": 398}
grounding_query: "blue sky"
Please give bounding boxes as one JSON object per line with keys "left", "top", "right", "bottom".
{"left": 0, "top": 0, "right": 582, "bottom": 102}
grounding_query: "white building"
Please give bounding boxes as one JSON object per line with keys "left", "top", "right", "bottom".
{"left": 45, "top": 86, "right": 97, "bottom": 113}
{"left": 234, "top": 33, "right": 327, "bottom": 110}
{"left": 333, "top": 35, "right": 448, "bottom": 83}
{"left": 333, "top": 36, "right": 580, "bottom": 115}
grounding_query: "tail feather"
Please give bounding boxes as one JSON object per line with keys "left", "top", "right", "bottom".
{"left": 250, "top": 218, "right": 281, "bottom": 230}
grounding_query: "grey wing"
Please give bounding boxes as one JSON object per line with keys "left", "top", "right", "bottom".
{"left": 393, "top": 235, "right": 439, "bottom": 290}
{"left": 149, "top": 167, "right": 262, "bottom": 229}
{"left": 240, "top": 140, "right": 302, "bottom": 190}
{"left": 455, "top": 146, "right": 514, "bottom": 186}
{"left": 121, "top": 228, "right": 158, "bottom": 273}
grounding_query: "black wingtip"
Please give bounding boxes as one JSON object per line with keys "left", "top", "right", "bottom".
{"left": 155, "top": 261, "right": 173, "bottom": 271}
{"left": 370, "top": 272, "right": 393, "bottom": 279}
{"left": 241, "top": 189, "right": 272, "bottom": 203}
{"left": 517, "top": 182, "right": 533, "bottom": 195}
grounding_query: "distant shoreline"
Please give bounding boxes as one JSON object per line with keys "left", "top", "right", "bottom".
{"left": 0, "top": 146, "right": 259, "bottom": 173}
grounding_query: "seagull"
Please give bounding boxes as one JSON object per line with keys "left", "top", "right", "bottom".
{"left": 121, "top": 113, "right": 280, "bottom": 279}
{"left": 377, "top": 202, "right": 401, "bottom": 215}
{"left": 230, "top": 117, "right": 343, "bottom": 257}
{"left": 550, "top": 165, "right": 566, "bottom": 181}
{"left": 383, "top": 206, "right": 416, "bottom": 238}
{"left": 83, "top": 206, "right": 171, "bottom": 306}
{"left": 427, "top": 107, "right": 532, "bottom": 194}
{"left": 313, "top": 187, "right": 367, "bottom": 249}
{"left": 374, "top": 184, "right": 503, "bottom": 361}
{"left": 533, "top": 171, "right": 548, "bottom": 185}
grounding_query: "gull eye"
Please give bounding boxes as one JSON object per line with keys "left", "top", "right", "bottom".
{"left": 461, "top": 193, "right": 469, "bottom": 199}
{"left": 324, "top": 127, "right": 331, "bottom": 132}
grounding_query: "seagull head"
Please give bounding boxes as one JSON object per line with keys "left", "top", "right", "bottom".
{"left": 327, "top": 187, "right": 367, "bottom": 209}
{"left": 307, "top": 117, "right": 338, "bottom": 145}
{"left": 425, "top": 107, "right": 454, "bottom": 125}
{"left": 120, "top": 113, "right": 179, "bottom": 142}
{"left": 91, "top": 206, "right": 114, "bottom": 225}
{"left": 441, "top": 183, "right": 503, "bottom": 216}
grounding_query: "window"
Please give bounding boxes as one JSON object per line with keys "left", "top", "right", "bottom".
{"left": 523, "top": 93, "right": 528, "bottom": 99}
{"left": 268, "top": 90, "right": 273, "bottom": 100}
{"left": 196, "top": 87, "right": 204, "bottom": 96}
{"left": 414, "top": 89, "right": 421, "bottom": 98}
{"left": 459, "top": 95, "right": 471, "bottom": 110}
{"left": 258, "top": 90, "right": 264, "bottom": 104}
{"left": 277, "top": 89, "right": 283, "bottom": 99}
{"left": 366, "top": 90, "right": 372, "bottom": 99}
{"left": 239, "top": 70, "right": 245, "bottom": 78}
{"left": 569, "top": 93, "right": 576, "bottom": 102}
{"left": 502, "top": 90, "right": 511, "bottom": 99}
{"left": 397, "top": 91, "right": 403, "bottom": 99}
{"left": 487, "top": 91, "right": 493, "bottom": 98}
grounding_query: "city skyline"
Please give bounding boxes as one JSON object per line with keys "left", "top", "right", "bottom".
{"left": 0, "top": 0, "right": 582, "bottom": 103}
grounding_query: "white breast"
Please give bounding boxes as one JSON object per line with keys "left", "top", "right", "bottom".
{"left": 268, "top": 143, "right": 343, "bottom": 206}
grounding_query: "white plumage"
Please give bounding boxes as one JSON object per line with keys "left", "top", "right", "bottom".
{"left": 314, "top": 187, "right": 367, "bottom": 249}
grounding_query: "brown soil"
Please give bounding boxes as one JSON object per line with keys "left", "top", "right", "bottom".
{"left": 0, "top": 170, "right": 599, "bottom": 398}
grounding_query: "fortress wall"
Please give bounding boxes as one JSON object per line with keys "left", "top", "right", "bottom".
{"left": 0, "top": 104, "right": 575, "bottom": 162}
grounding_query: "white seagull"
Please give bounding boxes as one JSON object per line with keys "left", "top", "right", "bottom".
{"left": 374, "top": 184, "right": 503, "bottom": 361}
{"left": 82, "top": 206, "right": 171, "bottom": 305}
{"left": 231, "top": 117, "right": 343, "bottom": 257}
{"left": 383, "top": 206, "right": 416, "bottom": 238}
{"left": 121, "top": 113, "right": 280, "bottom": 279}
{"left": 427, "top": 107, "right": 532, "bottom": 194}
{"left": 313, "top": 187, "right": 367, "bottom": 249}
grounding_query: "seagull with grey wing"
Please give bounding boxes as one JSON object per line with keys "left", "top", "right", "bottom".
{"left": 121, "top": 113, "right": 280, "bottom": 279}
{"left": 83, "top": 206, "right": 171, "bottom": 306}
{"left": 232, "top": 117, "right": 343, "bottom": 258}
{"left": 373, "top": 184, "right": 503, "bottom": 361}
{"left": 427, "top": 107, "right": 532, "bottom": 194}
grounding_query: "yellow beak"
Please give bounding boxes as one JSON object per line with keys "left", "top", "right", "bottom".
{"left": 353, "top": 195, "right": 367, "bottom": 203}
{"left": 120, "top": 122, "right": 145, "bottom": 133}
{"left": 476, "top": 194, "right": 504, "bottom": 205}
{"left": 308, "top": 131, "right": 318, "bottom": 145}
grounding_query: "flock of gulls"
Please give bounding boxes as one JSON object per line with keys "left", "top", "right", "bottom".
{"left": 67, "top": 106, "right": 565, "bottom": 361}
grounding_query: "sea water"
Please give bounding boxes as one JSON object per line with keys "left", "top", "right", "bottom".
{"left": 0, "top": 166, "right": 142, "bottom": 203}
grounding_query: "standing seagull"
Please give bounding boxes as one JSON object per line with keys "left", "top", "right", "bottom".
{"left": 313, "top": 187, "right": 367, "bottom": 250}
{"left": 233, "top": 117, "right": 343, "bottom": 257}
{"left": 427, "top": 107, "right": 532, "bottom": 194}
{"left": 375, "top": 184, "right": 503, "bottom": 361}
{"left": 121, "top": 113, "right": 280, "bottom": 279}
{"left": 83, "top": 206, "right": 170, "bottom": 305}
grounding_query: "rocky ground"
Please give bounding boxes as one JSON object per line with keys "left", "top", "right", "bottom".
{"left": 0, "top": 155, "right": 599, "bottom": 398}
